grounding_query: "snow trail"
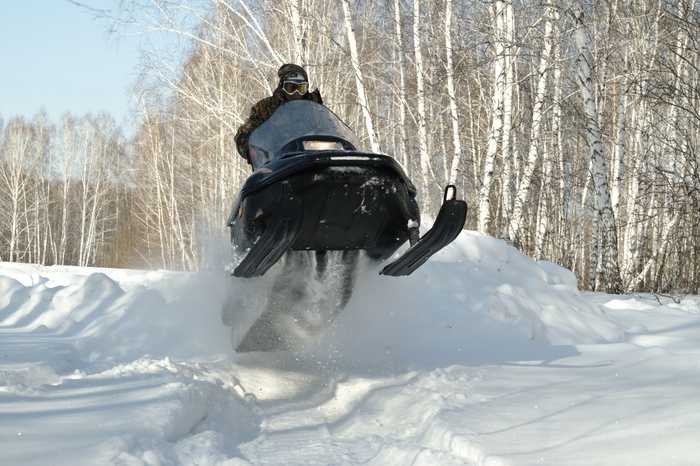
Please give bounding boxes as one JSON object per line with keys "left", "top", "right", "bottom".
{"left": 2, "top": 231, "right": 700, "bottom": 465}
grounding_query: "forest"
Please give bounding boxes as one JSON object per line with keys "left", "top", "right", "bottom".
{"left": 1, "top": 0, "right": 698, "bottom": 294}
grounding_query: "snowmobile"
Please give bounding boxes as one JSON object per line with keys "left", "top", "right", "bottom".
{"left": 224, "top": 100, "right": 467, "bottom": 352}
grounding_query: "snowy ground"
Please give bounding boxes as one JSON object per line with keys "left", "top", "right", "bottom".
{"left": 1, "top": 230, "right": 699, "bottom": 465}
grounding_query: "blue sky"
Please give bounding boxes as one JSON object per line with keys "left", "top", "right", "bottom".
{"left": 0, "top": 0, "right": 138, "bottom": 126}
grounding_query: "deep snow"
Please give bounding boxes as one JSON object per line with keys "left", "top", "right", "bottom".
{"left": 1, "top": 230, "right": 699, "bottom": 465}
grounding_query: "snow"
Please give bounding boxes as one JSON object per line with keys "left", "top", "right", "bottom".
{"left": 1, "top": 230, "right": 699, "bottom": 465}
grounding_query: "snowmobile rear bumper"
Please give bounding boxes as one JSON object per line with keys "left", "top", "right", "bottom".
{"left": 229, "top": 152, "right": 421, "bottom": 276}
{"left": 231, "top": 180, "right": 466, "bottom": 279}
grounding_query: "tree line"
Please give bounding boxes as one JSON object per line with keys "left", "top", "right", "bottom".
{"left": 1, "top": 0, "right": 698, "bottom": 294}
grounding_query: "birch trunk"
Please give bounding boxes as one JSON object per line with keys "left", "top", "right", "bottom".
{"left": 627, "top": 200, "right": 686, "bottom": 292}
{"left": 56, "top": 116, "right": 76, "bottom": 265}
{"left": 1, "top": 119, "right": 33, "bottom": 262}
{"left": 393, "top": 0, "right": 409, "bottom": 172}
{"left": 341, "top": 0, "right": 379, "bottom": 153}
{"left": 510, "top": 6, "right": 556, "bottom": 246}
{"left": 499, "top": 0, "right": 516, "bottom": 241}
{"left": 572, "top": 3, "right": 623, "bottom": 293}
{"left": 412, "top": 0, "right": 431, "bottom": 200}
{"left": 622, "top": 120, "right": 644, "bottom": 283}
{"left": 552, "top": 46, "right": 571, "bottom": 269}
{"left": 478, "top": 0, "right": 506, "bottom": 234}
{"left": 444, "top": 0, "right": 462, "bottom": 185}
{"left": 656, "top": 0, "right": 694, "bottom": 291}
{"left": 288, "top": 0, "right": 307, "bottom": 65}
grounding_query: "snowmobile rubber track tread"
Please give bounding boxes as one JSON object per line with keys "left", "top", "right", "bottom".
{"left": 381, "top": 186, "right": 467, "bottom": 277}
{"left": 233, "top": 191, "right": 304, "bottom": 278}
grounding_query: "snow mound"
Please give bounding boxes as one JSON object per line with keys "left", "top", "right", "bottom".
{"left": 304, "top": 232, "right": 624, "bottom": 371}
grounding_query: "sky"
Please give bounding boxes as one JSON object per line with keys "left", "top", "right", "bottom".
{"left": 0, "top": 0, "right": 138, "bottom": 126}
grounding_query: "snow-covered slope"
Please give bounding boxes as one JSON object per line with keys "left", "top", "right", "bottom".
{"left": 1, "top": 231, "right": 699, "bottom": 465}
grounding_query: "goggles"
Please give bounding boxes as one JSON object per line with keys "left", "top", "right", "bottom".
{"left": 281, "top": 80, "right": 309, "bottom": 96}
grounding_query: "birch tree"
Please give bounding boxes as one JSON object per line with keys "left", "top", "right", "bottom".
{"left": 392, "top": 0, "right": 409, "bottom": 172}
{"left": 498, "top": 0, "right": 516, "bottom": 241}
{"left": 509, "top": 6, "right": 558, "bottom": 247}
{"left": 412, "top": 0, "right": 432, "bottom": 200}
{"left": 56, "top": 114, "right": 79, "bottom": 265}
{"left": 570, "top": 2, "right": 623, "bottom": 293}
{"left": 341, "top": 0, "right": 380, "bottom": 153}
{"left": 28, "top": 110, "right": 54, "bottom": 265}
{"left": 77, "top": 0, "right": 700, "bottom": 292}
{"left": 0, "top": 118, "right": 35, "bottom": 262}
{"left": 478, "top": 0, "right": 508, "bottom": 234}
{"left": 444, "top": 0, "right": 462, "bottom": 185}
{"left": 287, "top": 0, "right": 307, "bottom": 65}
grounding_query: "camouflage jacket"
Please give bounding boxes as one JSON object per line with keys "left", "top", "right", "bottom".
{"left": 235, "top": 88, "right": 323, "bottom": 161}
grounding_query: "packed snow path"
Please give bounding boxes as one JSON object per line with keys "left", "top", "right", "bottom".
{"left": 1, "top": 231, "right": 699, "bottom": 465}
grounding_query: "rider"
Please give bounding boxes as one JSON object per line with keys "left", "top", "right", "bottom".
{"left": 235, "top": 64, "right": 323, "bottom": 163}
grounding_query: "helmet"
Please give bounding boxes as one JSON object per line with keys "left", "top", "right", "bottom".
{"left": 277, "top": 64, "right": 308, "bottom": 82}
{"left": 278, "top": 64, "right": 309, "bottom": 96}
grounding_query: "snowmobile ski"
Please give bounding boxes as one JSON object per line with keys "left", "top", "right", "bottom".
{"left": 233, "top": 182, "right": 304, "bottom": 278}
{"left": 381, "top": 185, "right": 467, "bottom": 277}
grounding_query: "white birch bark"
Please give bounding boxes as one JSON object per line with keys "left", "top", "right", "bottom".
{"left": 57, "top": 115, "right": 77, "bottom": 265}
{"left": 610, "top": 71, "right": 626, "bottom": 220}
{"left": 578, "top": 158, "right": 597, "bottom": 290}
{"left": 499, "top": 0, "right": 516, "bottom": 241}
{"left": 655, "top": 0, "right": 693, "bottom": 290}
{"left": 627, "top": 199, "right": 686, "bottom": 292}
{"left": 233, "top": 0, "right": 286, "bottom": 64}
{"left": 32, "top": 111, "right": 53, "bottom": 265}
{"left": 0, "top": 118, "right": 33, "bottom": 262}
{"left": 288, "top": 0, "right": 307, "bottom": 65}
{"left": 340, "top": 0, "right": 379, "bottom": 154}
{"left": 622, "top": 1, "right": 663, "bottom": 285}
{"left": 610, "top": 0, "right": 634, "bottom": 221}
{"left": 623, "top": 104, "right": 648, "bottom": 282}
{"left": 412, "top": 0, "right": 431, "bottom": 198}
{"left": 77, "top": 116, "right": 112, "bottom": 267}
{"left": 571, "top": 2, "right": 623, "bottom": 293}
{"left": 509, "top": 6, "right": 557, "bottom": 246}
{"left": 534, "top": 150, "right": 553, "bottom": 261}
{"left": 444, "top": 0, "right": 462, "bottom": 185}
{"left": 391, "top": 0, "right": 410, "bottom": 172}
{"left": 552, "top": 46, "right": 571, "bottom": 268}
{"left": 478, "top": 0, "right": 506, "bottom": 234}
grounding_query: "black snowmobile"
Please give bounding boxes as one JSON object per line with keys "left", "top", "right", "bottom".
{"left": 224, "top": 100, "right": 467, "bottom": 352}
